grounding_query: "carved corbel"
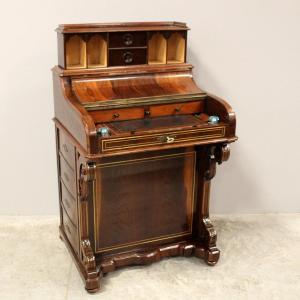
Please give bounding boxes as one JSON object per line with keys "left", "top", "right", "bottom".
{"left": 215, "top": 143, "right": 230, "bottom": 164}
{"left": 81, "top": 239, "right": 96, "bottom": 272}
{"left": 78, "top": 163, "right": 100, "bottom": 292}
{"left": 197, "top": 144, "right": 231, "bottom": 266}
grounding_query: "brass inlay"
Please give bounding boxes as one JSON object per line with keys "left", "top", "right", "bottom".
{"left": 101, "top": 126, "right": 225, "bottom": 152}
{"left": 83, "top": 93, "right": 206, "bottom": 111}
{"left": 93, "top": 151, "right": 196, "bottom": 253}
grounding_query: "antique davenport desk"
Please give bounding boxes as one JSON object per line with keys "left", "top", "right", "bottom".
{"left": 53, "top": 22, "right": 237, "bottom": 293}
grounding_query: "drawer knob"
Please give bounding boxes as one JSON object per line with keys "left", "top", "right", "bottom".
{"left": 123, "top": 52, "right": 133, "bottom": 64}
{"left": 123, "top": 33, "right": 134, "bottom": 46}
{"left": 113, "top": 113, "right": 120, "bottom": 119}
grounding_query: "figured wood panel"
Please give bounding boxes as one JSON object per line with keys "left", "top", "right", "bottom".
{"left": 94, "top": 151, "right": 195, "bottom": 253}
{"left": 72, "top": 72, "right": 203, "bottom": 103}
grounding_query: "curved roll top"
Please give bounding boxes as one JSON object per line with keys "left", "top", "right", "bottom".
{"left": 71, "top": 72, "right": 206, "bottom": 110}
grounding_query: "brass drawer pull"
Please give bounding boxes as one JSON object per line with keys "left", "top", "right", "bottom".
{"left": 123, "top": 51, "right": 133, "bottom": 64}
{"left": 158, "top": 135, "right": 176, "bottom": 144}
{"left": 123, "top": 33, "right": 134, "bottom": 46}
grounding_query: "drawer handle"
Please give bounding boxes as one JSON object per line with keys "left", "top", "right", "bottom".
{"left": 63, "top": 172, "right": 69, "bottom": 182}
{"left": 123, "top": 33, "right": 134, "bottom": 46}
{"left": 113, "top": 113, "right": 120, "bottom": 119}
{"left": 62, "top": 143, "right": 68, "bottom": 153}
{"left": 158, "top": 136, "right": 176, "bottom": 144}
{"left": 123, "top": 51, "right": 133, "bottom": 64}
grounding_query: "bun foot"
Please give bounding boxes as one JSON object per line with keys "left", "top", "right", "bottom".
{"left": 205, "top": 247, "right": 220, "bottom": 266}
{"left": 85, "top": 272, "right": 102, "bottom": 293}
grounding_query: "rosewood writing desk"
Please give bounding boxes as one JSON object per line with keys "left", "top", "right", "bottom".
{"left": 52, "top": 21, "right": 237, "bottom": 293}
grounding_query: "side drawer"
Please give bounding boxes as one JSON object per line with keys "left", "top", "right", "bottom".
{"left": 108, "top": 48, "right": 147, "bottom": 66}
{"left": 90, "top": 107, "right": 145, "bottom": 123}
{"left": 62, "top": 205, "right": 79, "bottom": 255}
{"left": 61, "top": 181, "right": 77, "bottom": 226}
{"left": 60, "top": 155, "right": 76, "bottom": 197}
{"left": 59, "top": 130, "right": 75, "bottom": 170}
{"left": 101, "top": 126, "right": 226, "bottom": 152}
{"left": 109, "top": 31, "right": 147, "bottom": 48}
{"left": 150, "top": 101, "right": 204, "bottom": 117}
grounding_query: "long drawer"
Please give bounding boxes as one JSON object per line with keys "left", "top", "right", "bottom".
{"left": 61, "top": 181, "right": 77, "bottom": 226}
{"left": 59, "top": 130, "right": 75, "bottom": 170}
{"left": 59, "top": 155, "right": 76, "bottom": 197}
{"left": 101, "top": 126, "right": 226, "bottom": 152}
{"left": 62, "top": 205, "right": 79, "bottom": 255}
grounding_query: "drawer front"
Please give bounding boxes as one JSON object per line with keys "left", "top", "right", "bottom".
{"left": 101, "top": 126, "right": 226, "bottom": 152}
{"left": 109, "top": 49, "right": 147, "bottom": 66}
{"left": 62, "top": 205, "right": 79, "bottom": 255}
{"left": 61, "top": 181, "right": 77, "bottom": 226}
{"left": 109, "top": 31, "right": 147, "bottom": 48}
{"left": 91, "top": 107, "right": 145, "bottom": 123}
{"left": 150, "top": 101, "right": 204, "bottom": 117}
{"left": 59, "top": 130, "right": 75, "bottom": 170}
{"left": 60, "top": 155, "right": 76, "bottom": 197}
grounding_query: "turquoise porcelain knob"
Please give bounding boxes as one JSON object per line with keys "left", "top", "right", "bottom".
{"left": 97, "top": 127, "right": 110, "bottom": 137}
{"left": 208, "top": 115, "right": 220, "bottom": 124}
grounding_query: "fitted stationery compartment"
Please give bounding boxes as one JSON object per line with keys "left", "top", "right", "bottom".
{"left": 87, "top": 34, "right": 107, "bottom": 68}
{"left": 58, "top": 24, "right": 187, "bottom": 69}
{"left": 167, "top": 32, "right": 186, "bottom": 63}
{"left": 65, "top": 35, "right": 86, "bottom": 69}
{"left": 148, "top": 33, "right": 167, "bottom": 64}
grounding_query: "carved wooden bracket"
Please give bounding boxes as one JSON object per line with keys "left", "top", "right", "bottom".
{"left": 79, "top": 162, "right": 96, "bottom": 202}
{"left": 81, "top": 239, "right": 96, "bottom": 272}
{"left": 80, "top": 239, "right": 101, "bottom": 292}
{"left": 215, "top": 144, "right": 230, "bottom": 164}
{"left": 204, "top": 144, "right": 230, "bottom": 181}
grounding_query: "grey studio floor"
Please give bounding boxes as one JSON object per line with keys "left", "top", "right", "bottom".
{"left": 0, "top": 214, "right": 300, "bottom": 300}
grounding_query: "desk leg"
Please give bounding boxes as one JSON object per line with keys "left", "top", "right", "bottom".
{"left": 195, "top": 144, "right": 230, "bottom": 266}
{"left": 78, "top": 162, "right": 102, "bottom": 293}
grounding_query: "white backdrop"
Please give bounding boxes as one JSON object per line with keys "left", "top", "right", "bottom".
{"left": 0, "top": 0, "right": 299, "bottom": 215}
